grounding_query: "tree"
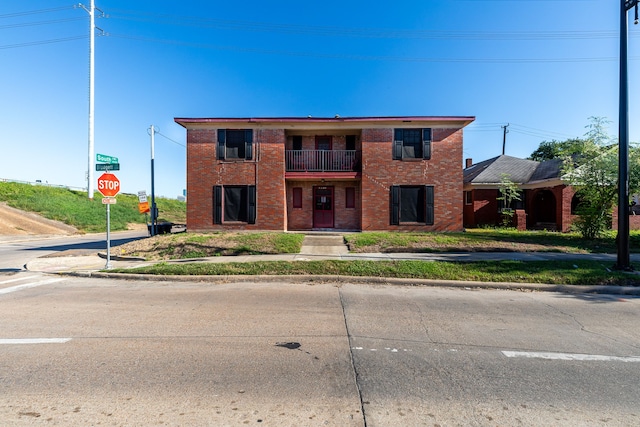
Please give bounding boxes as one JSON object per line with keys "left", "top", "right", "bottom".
{"left": 529, "top": 138, "right": 597, "bottom": 162}
{"left": 561, "top": 117, "right": 640, "bottom": 238}
{"left": 496, "top": 173, "right": 521, "bottom": 227}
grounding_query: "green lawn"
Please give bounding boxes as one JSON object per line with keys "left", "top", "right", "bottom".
{"left": 0, "top": 181, "right": 185, "bottom": 233}
{"left": 111, "top": 259, "right": 640, "bottom": 287}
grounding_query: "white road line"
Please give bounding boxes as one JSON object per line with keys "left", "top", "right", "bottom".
{"left": 0, "top": 338, "right": 72, "bottom": 345}
{"left": 0, "top": 275, "right": 41, "bottom": 285}
{"left": 0, "top": 277, "right": 64, "bottom": 295}
{"left": 502, "top": 350, "right": 640, "bottom": 363}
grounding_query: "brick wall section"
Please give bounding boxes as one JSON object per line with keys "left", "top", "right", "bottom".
{"left": 256, "top": 129, "right": 286, "bottom": 230}
{"left": 186, "top": 129, "right": 216, "bottom": 231}
{"left": 286, "top": 181, "right": 361, "bottom": 230}
{"left": 186, "top": 128, "right": 286, "bottom": 232}
{"left": 470, "top": 189, "right": 500, "bottom": 227}
{"left": 360, "top": 128, "right": 463, "bottom": 231}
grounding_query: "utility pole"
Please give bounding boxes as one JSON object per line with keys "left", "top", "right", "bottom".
{"left": 501, "top": 124, "right": 509, "bottom": 155}
{"left": 149, "top": 125, "right": 158, "bottom": 236}
{"left": 617, "top": 0, "right": 638, "bottom": 271}
{"left": 80, "top": 1, "right": 103, "bottom": 199}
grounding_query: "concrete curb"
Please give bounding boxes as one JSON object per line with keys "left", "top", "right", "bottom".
{"left": 62, "top": 271, "right": 640, "bottom": 295}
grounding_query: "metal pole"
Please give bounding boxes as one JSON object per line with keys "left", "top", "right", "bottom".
{"left": 150, "top": 125, "right": 157, "bottom": 236}
{"left": 105, "top": 202, "right": 112, "bottom": 269}
{"left": 617, "top": 0, "right": 632, "bottom": 270}
{"left": 87, "top": 0, "right": 95, "bottom": 199}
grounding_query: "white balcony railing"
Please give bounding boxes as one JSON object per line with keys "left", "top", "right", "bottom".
{"left": 285, "top": 150, "right": 361, "bottom": 172}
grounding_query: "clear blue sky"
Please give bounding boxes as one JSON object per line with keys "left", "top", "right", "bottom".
{"left": 1, "top": 0, "right": 639, "bottom": 199}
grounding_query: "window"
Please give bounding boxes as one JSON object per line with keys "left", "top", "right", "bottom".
{"left": 213, "top": 185, "right": 256, "bottom": 224}
{"left": 346, "top": 135, "right": 356, "bottom": 151}
{"left": 293, "top": 187, "right": 303, "bottom": 209}
{"left": 345, "top": 187, "right": 355, "bottom": 209}
{"left": 465, "top": 191, "right": 473, "bottom": 205}
{"left": 217, "top": 129, "right": 253, "bottom": 160}
{"left": 393, "top": 128, "right": 432, "bottom": 160}
{"left": 292, "top": 136, "right": 302, "bottom": 151}
{"left": 390, "top": 185, "right": 434, "bottom": 225}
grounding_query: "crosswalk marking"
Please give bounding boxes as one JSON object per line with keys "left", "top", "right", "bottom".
{"left": 0, "top": 277, "right": 64, "bottom": 295}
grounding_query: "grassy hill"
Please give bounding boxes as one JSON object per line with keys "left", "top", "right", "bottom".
{"left": 0, "top": 181, "right": 185, "bottom": 233}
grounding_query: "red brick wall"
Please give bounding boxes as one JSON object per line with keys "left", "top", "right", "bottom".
{"left": 187, "top": 125, "right": 465, "bottom": 232}
{"left": 360, "top": 128, "right": 464, "bottom": 231}
{"left": 286, "top": 181, "right": 361, "bottom": 230}
{"left": 471, "top": 189, "right": 500, "bottom": 227}
{"left": 185, "top": 128, "right": 285, "bottom": 232}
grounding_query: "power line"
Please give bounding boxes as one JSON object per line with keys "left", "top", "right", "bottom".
{"left": 106, "top": 33, "right": 640, "bottom": 63}
{"left": 105, "top": 9, "right": 639, "bottom": 41}
{"left": 156, "top": 131, "right": 185, "bottom": 148}
{"left": 0, "top": 17, "right": 85, "bottom": 30}
{"left": 0, "top": 35, "right": 88, "bottom": 49}
{"left": 0, "top": 6, "right": 77, "bottom": 19}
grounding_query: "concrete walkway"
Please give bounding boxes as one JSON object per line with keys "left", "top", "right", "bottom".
{"left": 17, "top": 233, "right": 640, "bottom": 295}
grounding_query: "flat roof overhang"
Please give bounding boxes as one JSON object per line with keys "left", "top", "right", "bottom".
{"left": 175, "top": 116, "right": 476, "bottom": 130}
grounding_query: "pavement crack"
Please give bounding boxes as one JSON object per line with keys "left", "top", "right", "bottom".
{"left": 338, "top": 287, "right": 368, "bottom": 427}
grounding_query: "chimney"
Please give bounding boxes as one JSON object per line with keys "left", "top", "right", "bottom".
{"left": 465, "top": 158, "right": 473, "bottom": 168}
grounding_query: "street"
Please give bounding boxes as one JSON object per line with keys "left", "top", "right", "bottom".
{"left": 1, "top": 271, "right": 639, "bottom": 426}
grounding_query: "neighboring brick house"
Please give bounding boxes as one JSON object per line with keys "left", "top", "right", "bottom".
{"left": 175, "top": 116, "right": 474, "bottom": 232}
{"left": 463, "top": 155, "right": 576, "bottom": 232}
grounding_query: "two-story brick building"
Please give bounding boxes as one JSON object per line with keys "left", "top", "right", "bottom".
{"left": 175, "top": 116, "right": 474, "bottom": 232}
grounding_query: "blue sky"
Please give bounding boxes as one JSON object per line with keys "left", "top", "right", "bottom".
{"left": 1, "top": 0, "right": 639, "bottom": 199}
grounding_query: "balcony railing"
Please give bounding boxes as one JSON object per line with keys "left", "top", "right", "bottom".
{"left": 285, "top": 150, "right": 361, "bottom": 172}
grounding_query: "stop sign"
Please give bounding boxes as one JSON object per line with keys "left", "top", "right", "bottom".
{"left": 97, "top": 173, "right": 120, "bottom": 197}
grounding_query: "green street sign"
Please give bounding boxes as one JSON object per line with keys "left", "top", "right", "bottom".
{"left": 96, "top": 163, "right": 120, "bottom": 171}
{"left": 96, "top": 153, "right": 118, "bottom": 164}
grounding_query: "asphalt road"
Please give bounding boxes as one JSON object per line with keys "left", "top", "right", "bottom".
{"left": 0, "top": 274, "right": 639, "bottom": 426}
{"left": 0, "top": 231, "right": 146, "bottom": 273}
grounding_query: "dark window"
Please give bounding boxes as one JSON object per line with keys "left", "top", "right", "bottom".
{"left": 346, "top": 135, "right": 356, "bottom": 151}
{"left": 316, "top": 136, "right": 332, "bottom": 150}
{"left": 293, "top": 187, "right": 303, "bottom": 208}
{"left": 292, "top": 136, "right": 302, "bottom": 151}
{"left": 346, "top": 187, "right": 355, "bottom": 209}
{"left": 498, "top": 191, "right": 524, "bottom": 211}
{"left": 571, "top": 192, "right": 585, "bottom": 215}
{"left": 390, "top": 185, "right": 434, "bottom": 225}
{"left": 465, "top": 191, "right": 472, "bottom": 205}
{"left": 213, "top": 185, "right": 256, "bottom": 224}
{"left": 393, "top": 128, "right": 432, "bottom": 160}
{"left": 217, "top": 129, "right": 253, "bottom": 160}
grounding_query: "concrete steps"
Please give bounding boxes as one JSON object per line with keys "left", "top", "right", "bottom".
{"left": 299, "top": 235, "right": 349, "bottom": 256}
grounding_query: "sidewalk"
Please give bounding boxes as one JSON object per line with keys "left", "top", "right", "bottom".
{"left": 23, "top": 247, "right": 640, "bottom": 296}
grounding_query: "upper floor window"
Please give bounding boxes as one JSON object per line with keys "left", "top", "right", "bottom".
{"left": 393, "top": 128, "right": 432, "bottom": 160}
{"left": 217, "top": 129, "right": 253, "bottom": 160}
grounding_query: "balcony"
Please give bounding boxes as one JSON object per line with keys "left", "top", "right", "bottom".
{"left": 285, "top": 150, "right": 361, "bottom": 172}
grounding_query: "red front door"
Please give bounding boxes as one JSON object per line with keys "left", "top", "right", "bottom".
{"left": 313, "top": 186, "right": 334, "bottom": 228}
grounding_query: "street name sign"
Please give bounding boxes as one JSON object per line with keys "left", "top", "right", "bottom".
{"left": 96, "top": 163, "right": 120, "bottom": 171}
{"left": 96, "top": 153, "right": 119, "bottom": 164}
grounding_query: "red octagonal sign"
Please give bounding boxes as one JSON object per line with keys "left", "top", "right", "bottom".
{"left": 97, "top": 173, "right": 120, "bottom": 197}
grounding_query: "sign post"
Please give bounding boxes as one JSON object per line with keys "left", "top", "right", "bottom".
{"left": 97, "top": 172, "right": 121, "bottom": 268}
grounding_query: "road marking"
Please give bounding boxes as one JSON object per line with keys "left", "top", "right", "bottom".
{"left": 502, "top": 350, "right": 640, "bottom": 363}
{"left": 0, "top": 338, "right": 72, "bottom": 345}
{"left": 0, "top": 275, "right": 42, "bottom": 285}
{"left": 0, "top": 277, "right": 64, "bottom": 295}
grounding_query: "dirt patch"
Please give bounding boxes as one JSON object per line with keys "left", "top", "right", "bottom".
{"left": 0, "top": 203, "right": 79, "bottom": 236}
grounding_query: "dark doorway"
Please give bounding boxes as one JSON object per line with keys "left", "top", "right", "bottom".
{"left": 533, "top": 190, "right": 556, "bottom": 224}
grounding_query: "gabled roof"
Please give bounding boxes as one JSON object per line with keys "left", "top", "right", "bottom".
{"left": 464, "top": 155, "right": 564, "bottom": 186}
{"left": 464, "top": 155, "right": 539, "bottom": 184}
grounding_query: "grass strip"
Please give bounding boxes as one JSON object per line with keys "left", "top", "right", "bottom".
{"left": 109, "top": 260, "right": 640, "bottom": 287}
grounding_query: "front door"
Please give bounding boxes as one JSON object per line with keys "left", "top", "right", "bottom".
{"left": 313, "top": 186, "right": 334, "bottom": 228}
